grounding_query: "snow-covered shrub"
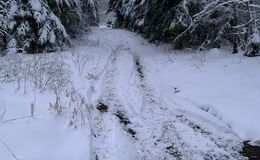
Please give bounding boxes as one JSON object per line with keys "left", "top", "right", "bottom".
{"left": 27, "top": 54, "right": 71, "bottom": 93}
{"left": 0, "top": 52, "right": 71, "bottom": 93}
{"left": 71, "top": 49, "right": 90, "bottom": 76}
{"left": 67, "top": 87, "right": 89, "bottom": 128}
{"left": 0, "top": 51, "right": 24, "bottom": 83}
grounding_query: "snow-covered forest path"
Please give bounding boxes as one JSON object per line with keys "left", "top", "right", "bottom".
{"left": 1, "top": 1, "right": 260, "bottom": 160}
{"left": 81, "top": 27, "right": 246, "bottom": 160}
{"left": 1, "top": 21, "right": 260, "bottom": 160}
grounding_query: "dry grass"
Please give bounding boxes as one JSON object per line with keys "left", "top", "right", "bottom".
{"left": 0, "top": 51, "right": 93, "bottom": 128}
{"left": 0, "top": 103, "right": 6, "bottom": 121}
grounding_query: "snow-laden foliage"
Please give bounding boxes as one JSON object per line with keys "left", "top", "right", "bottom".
{"left": 244, "top": 25, "right": 260, "bottom": 56}
{"left": 0, "top": 1, "right": 12, "bottom": 52}
{"left": 49, "top": 0, "right": 98, "bottom": 38}
{"left": 0, "top": 0, "right": 98, "bottom": 53}
{"left": 108, "top": 0, "right": 233, "bottom": 47}
{"left": 109, "top": 0, "right": 260, "bottom": 54}
{"left": 243, "top": 0, "right": 260, "bottom": 56}
{"left": 81, "top": 0, "right": 99, "bottom": 26}
{"left": 7, "top": 0, "right": 69, "bottom": 53}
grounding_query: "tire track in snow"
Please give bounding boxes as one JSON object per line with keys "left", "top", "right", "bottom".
{"left": 90, "top": 47, "right": 120, "bottom": 160}
{"left": 112, "top": 49, "right": 194, "bottom": 159}
{"left": 87, "top": 28, "right": 246, "bottom": 160}
{"left": 90, "top": 45, "right": 139, "bottom": 160}
{"left": 121, "top": 50, "right": 246, "bottom": 160}
{"left": 130, "top": 54, "right": 194, "bottom": 160}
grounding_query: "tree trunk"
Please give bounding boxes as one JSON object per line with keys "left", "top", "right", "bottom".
{"left": 244, "top": 0, "right": 254, "bottom": 56}
{"left": 232, "top": 4, "right": 238, "bottom": 54}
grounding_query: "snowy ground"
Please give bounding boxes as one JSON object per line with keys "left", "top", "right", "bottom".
{"left": 0, "top": 27, "right": 260, "bottom": 160}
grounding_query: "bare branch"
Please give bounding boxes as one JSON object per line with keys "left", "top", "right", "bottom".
{"left": 0, "top": 138, "right": 19, "bottom": 160}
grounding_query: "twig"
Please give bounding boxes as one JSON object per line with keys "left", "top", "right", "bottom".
{"left": 0, "top": 138, "right": 18, "bottom": 160}
{"left": 1, "top": 113, "right": 44, "bottom": 124}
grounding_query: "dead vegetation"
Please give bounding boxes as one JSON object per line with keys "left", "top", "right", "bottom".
{"left": 0, "top": 51, "right": 95, "bottom": 129}
{"left": 67, "top": 87, "right": 89, "bottom": 128}
{"left": 0, "top": 103, "right": 6, "bottom": 121}
{"left": 0, "top": 53, "right": 71, "bottom": 93}
{"left": 71, "top": 49, "right": 90, "bottom": 76}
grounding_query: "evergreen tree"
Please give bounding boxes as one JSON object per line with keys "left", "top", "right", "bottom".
{"left": 7, "top": 0, "right": 69, "bottom": 53}
{"left": 231, "top": 3, "right": 239, "bottom": 54}
{"left": 244, "top": 0, "right": 260, "bottom": 56}
{"left": 81, "top": 0, "right": 99, "bottom": 26}
{"left": 0, "top": 0, "right": 12, "bottom": 52}
{"left": 108, "top": 0, "right": 233, "bottom": 48}
{"left": 0, "top": 0, "right": 98, "bottom": 53}
{"left": 48, "top": 0, "right": 98, "bottom": 38}
{"left": 108, "top": 0, "right": 260, "bottom": 54}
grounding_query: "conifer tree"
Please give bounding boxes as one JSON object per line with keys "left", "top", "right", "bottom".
{"left": 7, "top": 0, "right": 69, "bottom": 53}
{"left": 108, "top": 0, "right": 260, "bottom": 55}
{"left": 244, "top": 0, "right": 260, "bottom": 56}
{"left": 0, "top": 0, "right": 11, "bottom": 52}
{"left": 0, "top": 0, "right": 98, "bottom": 53}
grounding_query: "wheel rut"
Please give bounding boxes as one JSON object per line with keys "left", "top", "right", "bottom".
{"left": 90, "top": 45, "right": 139, "bottom": 160}
{"left": 125, "top": 52, "right": 246, "bottom": 160}
{"left": 89, "top": 43, "right": 246, "bottom": 160}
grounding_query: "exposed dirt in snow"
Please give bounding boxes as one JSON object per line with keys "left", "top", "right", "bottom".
{"left": 242, "top": 142, "right": 260, "bottom": 160}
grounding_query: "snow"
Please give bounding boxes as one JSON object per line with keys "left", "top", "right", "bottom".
{"left": 30, "top": 0, "right": 42, "bottom": 11}
{"left": 0, "top": 85, "right": 90, "bottom": 160}
{"left": 1, "top": 26, "right": 260, "bottom": 159}
{"left": 39, "top": 24, "right": 50, "bottom": 44}
{"left": 9, "top": 3, "right": 18, "bottom": 14}
{"left": 49, "top": 30, "right": 56, "bottom": 43}
{"left": 17, "top": 22, "right": 29, "bottom": 36}
{"left": 252, "top": 31, "right": 260, "bottom": 44}
{"left": 49, "top": 13, "right": 68, "bottom": 38}
{"left": 97, "top": 0, "right": 115, "bottom": 26}
{"left": 142, "top": 48, "right": 260, "bottom": 142}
